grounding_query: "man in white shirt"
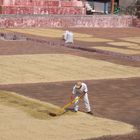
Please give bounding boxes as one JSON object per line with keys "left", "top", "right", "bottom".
{"left": 63, "top": 30, "right": 73, "bottom": 44}
{"left": 71, "top": 81, "right": 93, "bottom": 115}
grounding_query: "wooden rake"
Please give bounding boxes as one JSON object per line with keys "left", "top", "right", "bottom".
{"left": 49, "top": 93, "right": 85, "bottom": 117}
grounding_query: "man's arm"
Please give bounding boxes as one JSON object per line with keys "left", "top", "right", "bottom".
{"left": 71, "top": 89, "right": 86, "bottom": 101}
{"left": 78, "top": 90, "right": 86, "bottom": 97}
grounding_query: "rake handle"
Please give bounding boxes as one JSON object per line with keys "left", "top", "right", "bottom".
{"left": 62, "top": 92, "right": 85, "bottom": 110}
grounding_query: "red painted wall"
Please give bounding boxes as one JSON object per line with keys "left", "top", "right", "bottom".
{"left": 0, "top": 0, "right": 3, "bottom": 5}
{"left": 0, "top": 0, "right": 85, "bottom": 15}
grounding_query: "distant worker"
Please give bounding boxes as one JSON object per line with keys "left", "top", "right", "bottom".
{"left": 71, "top": 81, "right": 93, "bottom": 115}
{"left": 63, "top": 30, "right": 69, "bottom": 41}
{"left": 85, "top": 1, "right": 95, "bottom": 15}
{"left": 63, "top": 30, "right": 73, "bottom": 44}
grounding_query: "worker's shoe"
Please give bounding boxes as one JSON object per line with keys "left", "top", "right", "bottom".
{"left": 72, "top": 108, "right": 78, "bottom": 112}
{"left": 87, "top": 111, "right": 93, "bottom": 115}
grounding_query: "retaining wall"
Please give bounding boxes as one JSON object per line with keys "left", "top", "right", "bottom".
{"left": 0, "top": 15, "right": 136, "bottom": 28}
{"left": 133, "top": 18, "right": 140, "bottom": 28}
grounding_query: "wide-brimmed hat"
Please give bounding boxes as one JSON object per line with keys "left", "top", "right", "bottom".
{"left": 75, "top": 82, "right": 82, "bottom": 89}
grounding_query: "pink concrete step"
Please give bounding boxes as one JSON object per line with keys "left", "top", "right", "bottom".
{"left": 61, "top": 1, "right": 75, "bottom": 7}
{"left": 0, "top": 0, "right": 2, "bottom": 5}
{"left": 14, "top": 0, "right": 60, "bottom": 7}
{"left": 0, "top": 6, "right": 85, "bottom": 15}
{"left": 61, "top": 1, "right": 83, "bottom": 7}
{"left": 0, "top": 0, "right": 83, "bottom": 7}
{"left": 0, "top": 0, "right": 60, "bottom": 6}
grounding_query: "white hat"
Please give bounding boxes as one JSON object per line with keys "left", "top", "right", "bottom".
{"left": 75, "top": 82, "right": 82, "bottom": 89}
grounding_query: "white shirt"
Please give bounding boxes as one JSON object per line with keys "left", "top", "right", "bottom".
{"left": 72, "top": 83, "right": 88, "bottom": 95}
{"left": 65, "top": 31, "right": 73, "bottom": 43}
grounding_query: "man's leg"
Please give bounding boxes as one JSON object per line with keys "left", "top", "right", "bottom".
{"left": 74, "top": 95, "right": 79, "bottom": 112}
{"left": 83, "top": 93, "right": 91, "bottom": 112}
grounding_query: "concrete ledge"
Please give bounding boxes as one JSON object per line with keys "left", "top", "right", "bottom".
{"left": 0, "top": 15, "right": 135, "bottom": 28}
{"left": 133, "top": 18, "right": 140, "bottom": 28}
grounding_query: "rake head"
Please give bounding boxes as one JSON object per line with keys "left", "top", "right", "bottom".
{"left": 49, "top": 112, "right": 57, "bottom": 117}
{"left": 49, "top": 108, "right": 65, "bottom": 117}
